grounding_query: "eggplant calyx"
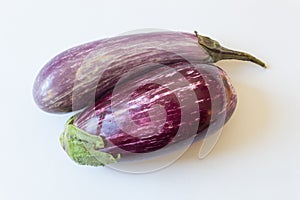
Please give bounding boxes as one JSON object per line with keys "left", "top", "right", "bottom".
{"left": 194, "top": 31, "right": 267, "bottom": 68}
{"left": 60, "top": 116, "right": 120, "bottom": 166}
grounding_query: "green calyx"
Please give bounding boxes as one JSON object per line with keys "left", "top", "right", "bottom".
{"left": 60, "top": 116, "right": 120, "bottom": 167}
{"left": 194, "top": 31, "right": 267, "bottom": 68}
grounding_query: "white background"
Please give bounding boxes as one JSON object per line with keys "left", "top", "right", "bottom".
{"left": 0, "top": 0, "right": 299, "bottom": 199}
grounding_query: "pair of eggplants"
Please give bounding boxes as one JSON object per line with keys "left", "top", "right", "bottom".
{"left": 33, "top": 30, "right": 265, "bottom": 166}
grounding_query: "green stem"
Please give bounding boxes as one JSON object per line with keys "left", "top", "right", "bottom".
{"left": 194, "top": 31, "right": 267, "bottom": 68}
{"left": 60, "top": 116, "right": 120, "bottom": 167}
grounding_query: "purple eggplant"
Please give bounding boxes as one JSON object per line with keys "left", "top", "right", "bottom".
{"left": 60, "top": 62, "right": 237, "bottom": 166}
{"left": 33, "top": 31, "right": 265, "bottom": 113}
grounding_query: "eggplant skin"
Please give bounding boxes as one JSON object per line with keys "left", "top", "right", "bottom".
{"left": 33, "top": 31, "right": 212, "bottom": 113}
{"left": 60, "top": 62, "right": 237, "bottom": 166}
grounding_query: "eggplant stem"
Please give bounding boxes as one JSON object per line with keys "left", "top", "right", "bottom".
{"left": 194, "top": 31, "right": 267, "bottom": 68}
{"left": 59, "top": 116, "right": 121, "bottom": 166}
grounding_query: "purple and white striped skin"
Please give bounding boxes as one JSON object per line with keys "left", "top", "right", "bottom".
{"left": 33, "top": 31, "right": 213, "bottom": 113}
{"left": 33, "top": 30, "right": 265, "bottom": 114}
{"left": 32, "top": 30, "right": 266, "bottom": 166}
{"left": 60, "top": 62, "right": 237, "bottom": 166}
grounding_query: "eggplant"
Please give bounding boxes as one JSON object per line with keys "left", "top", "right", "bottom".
{"left": 33, "top": 31, "right": 265, "bottom": 113}
{"left": 60, "top": 62, "right": 238, "bottom": 166}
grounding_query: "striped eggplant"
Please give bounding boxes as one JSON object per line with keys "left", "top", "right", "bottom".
{"left": 60, "top": 61, "right": 238, "bottom": 166}
{"left": 33, "top": 31, "right": 265, "bottom": 113}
